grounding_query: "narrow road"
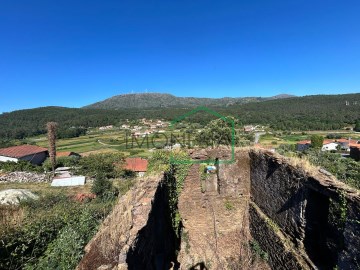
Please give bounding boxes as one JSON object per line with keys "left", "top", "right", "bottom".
{"left": 254, "top": 132, "right": 266, "bottom": 144}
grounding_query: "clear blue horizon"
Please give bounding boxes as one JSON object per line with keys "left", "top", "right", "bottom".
{"left": 1, "top": 0, "right": 360, "bottom": 112}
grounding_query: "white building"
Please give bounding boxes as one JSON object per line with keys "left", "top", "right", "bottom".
{"left": 321, "top": 142, "right": 338, "bottom": 151}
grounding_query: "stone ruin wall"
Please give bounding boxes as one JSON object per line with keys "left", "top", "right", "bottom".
{"left": 249, "top": 150, "right": 360, "bottom": 270}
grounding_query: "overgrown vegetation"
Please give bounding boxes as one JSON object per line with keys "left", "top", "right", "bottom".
{"left": 76, "top": 152, "right": 124, "bottom": 178}
{"left": 91, "top": 174, "right": 119, "bottom": 201}
{"left": 225, "top": 200, "right": 235, "bottom": 211}
{"left": 249, "top": 240, "right": 269, "bottom": 262}
{"left": 147, "top": 150, "right": 191, "bottom": 238}
{"left": 0, "top": 160, "right": 44, "bottom": 173}
{"left": 0, "top": 192, "right": 114, "bottom": 270}
{"left": 279, "top": 148, "right": 360, "bottom": 189}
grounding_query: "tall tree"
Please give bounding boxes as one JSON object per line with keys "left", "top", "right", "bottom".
{"left": 47, "top": 122, "right": 58, "bottom": 175}
{"left": 195, "top": 117, "right": 237, "bottom": 148}
{"left": 354, "top": 120, "right": 360, "bottom": 132}
{"left": 310, "top": 134, "right": 324, "bottom": 149}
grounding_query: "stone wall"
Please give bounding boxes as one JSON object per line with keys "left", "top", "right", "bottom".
{"left": 249, "top": 202, "right": 314, "bottom": 270}
{"left": 249, "top": 149, "right": 360, "bottom": 270}
{"left": 77, "top": 174, "right": 178, "bottom": 270}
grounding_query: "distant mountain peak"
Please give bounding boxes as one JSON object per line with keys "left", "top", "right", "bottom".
{"left": 84, "top": 92, "right": 295, "bottom": 110}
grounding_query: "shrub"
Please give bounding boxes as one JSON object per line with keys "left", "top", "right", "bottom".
{"left": 250, "top": 240, "right": 268, "bottom": 262}
{"left": 120, "top": 169, "right": 137, "bottom": 179}
{"left": 91, "top": 174, "right": 118, "bottom": 201}
{"left": 225, "top": 200, "right": 235, "bottom": 211}
{"left": 0, "top": 160, "right": 43, "bottom": 173}
{"left": 0, "top": 193, "right": 113, "bottom": 270}
{"left": 77, "top": 153, "right": 124, "bottom": 178}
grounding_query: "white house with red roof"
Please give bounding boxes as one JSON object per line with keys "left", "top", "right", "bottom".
{"left": 0, "top": 145, "right": 48, "bottom": 165}
{"left": 296, "top": 138, "right": 360, "bottom": 152}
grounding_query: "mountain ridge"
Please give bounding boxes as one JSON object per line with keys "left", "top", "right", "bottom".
{"left": 83, "top": 92, "right": 296, "bottom": 109}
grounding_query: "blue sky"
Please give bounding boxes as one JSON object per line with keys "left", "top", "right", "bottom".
{"left": 1, "top": 0, "right": 360, "bottom": 112}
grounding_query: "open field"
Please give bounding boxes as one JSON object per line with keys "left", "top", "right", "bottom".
{"left": 23, "top": 127, "right": 360, "bottom": 156}
{"left": 259, "top": 130, "right": 360, "bottom": 148}
{"left": 26, "top": 128, "right": 186, "bottom": 157}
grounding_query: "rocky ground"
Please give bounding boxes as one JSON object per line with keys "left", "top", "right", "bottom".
{"left": 0, "top": 171, "right": 49, "bottom": 183}
{"left": 0, "top": 189, "right": 39, "bottom": 205}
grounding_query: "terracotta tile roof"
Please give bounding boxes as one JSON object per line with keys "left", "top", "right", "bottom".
{"left": 336, "top": 138, "right": 359, "bottom": 144}
{"left": 322, "top": 139, "right": 336, "bottom": 145}
{"left": 0, "top": 145, "right": 48, "bottom": 158}
{"left": 57, "top": 151, "right": 79, "bottom": 157}
{"left": 124, "top": 157, "right": 148, "bottom": 172}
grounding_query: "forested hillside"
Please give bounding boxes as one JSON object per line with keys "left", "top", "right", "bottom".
{"left": 0, "top": 93, "right": 359, "bottom": 140}
{"left": 226, "top": 93, "right": 360, "bottom": 130}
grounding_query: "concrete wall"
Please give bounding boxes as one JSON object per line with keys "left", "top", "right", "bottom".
{"left": 19, "top": 152, "right": 47, "bottom": 165}
{"left": 0, "top": 156, "right": 18, "bottom": 162}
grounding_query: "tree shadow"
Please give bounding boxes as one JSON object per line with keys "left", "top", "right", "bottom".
{"left": 189, "top": 262, "right": 209, "bottom": 270}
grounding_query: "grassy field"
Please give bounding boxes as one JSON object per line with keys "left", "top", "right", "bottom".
{"left": 259, "top": 130, "right": 360, "bottom": 148}
{"left": 27, "top": 128, "right": 185, "bottom": 157}
{"left": 25, "top": 127, "right": 360, "bottom": 154}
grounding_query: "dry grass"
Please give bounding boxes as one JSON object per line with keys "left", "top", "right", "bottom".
{"left": 0, "top": 182, "right": 92, "bottom": 197}
{"left": 0, "top": 205, "right": 24, "bottom": 233}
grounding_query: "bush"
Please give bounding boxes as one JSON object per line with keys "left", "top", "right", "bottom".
{"left": 91, "top": 174, "right": 118, "bottom": 200}
{"left": 43, "top": 156, "right": 79, "bottom": 171}
{"left": 77, "top": 153, "right": 124, "bottom": 178}
{"left": 250, "top": 240, "right": 268, "bottom": 262}
{"left": 0, "top": 193, "right": 113, "bottom": 270}
{"left": 0, "top": 160, "right": 43, "bottom": 173}
{"left": 120, "top": 169, "right": 137, "bottom": 179}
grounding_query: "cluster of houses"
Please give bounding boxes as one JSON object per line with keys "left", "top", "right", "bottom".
{"left": 296, "top": 138, "right": 360, "bottom": 160}
{"left": 243, "top": 125, "right": 265, "bottom": 133}
{"left": 99, "top": 125, "right": 114, "bottom": 130}
{"left": 121, "top": 119, "right": 169, "bottom": 138}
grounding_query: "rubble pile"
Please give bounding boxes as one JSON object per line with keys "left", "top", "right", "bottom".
{"left": 0, "top": 171, "right": 49, "bottom": 183}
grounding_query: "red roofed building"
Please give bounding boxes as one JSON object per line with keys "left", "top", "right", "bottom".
{"left": 297, "top": 137, "right": 360, "bottom": 152}
{"left": 124, "top": 157, "right": 148, "bottom": 177}
{"left": 296, "top": 140, "right": 311, "bottom": 151}
{"left": 57, "top": 151, "right": 81, "bottom": 158}
{"left": 336, "top": 138, "right": 360, "bottom": 151}
{"left": 0, "top": 145, "right": 48, "bottom": 165}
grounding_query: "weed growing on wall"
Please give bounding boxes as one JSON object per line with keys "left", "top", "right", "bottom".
{"left": 148, "top": 150, "right": 191, "bottom": 237}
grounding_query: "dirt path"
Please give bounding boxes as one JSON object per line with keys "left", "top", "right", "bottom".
{"left": 178, "top": 150, "right": 252, "bottom": 269}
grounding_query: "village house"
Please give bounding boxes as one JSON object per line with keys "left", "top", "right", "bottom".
{"left": 0, "top": 145, "right": 48, "bottom": 165}
{"left": 296, "top": 140, "right": 311, "bottom": 151}
{"left": 244, "top": 125, "right": 255, "bottom": 132}
{"left": 296, "top": 138, "right": 360, "bottom": 152}
{"left": 99, "top": 125, "right": 113, "bottom": 130}
{"left": 321, "top": 141, "right": 339, "bottom": 151}
{"left": 336, "top": 138, "right": 359, "bottom": 151}
{"left": 124, "top": 157, "right": 148, "bottom": 177}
